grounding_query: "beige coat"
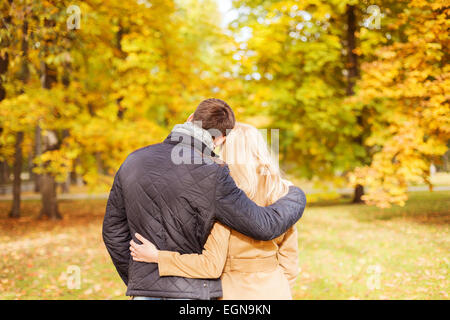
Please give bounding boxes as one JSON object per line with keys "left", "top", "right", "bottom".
{"left": 158, "top": 222, "right": 299, "bottom": 300}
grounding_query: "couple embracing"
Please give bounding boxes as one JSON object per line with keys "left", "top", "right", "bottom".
{"left": 102, "top": 98, "right": 306, "bottom": 300}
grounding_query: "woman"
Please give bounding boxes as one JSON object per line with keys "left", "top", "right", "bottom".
{"left": 130, "top": 123, "right": 299, "bottom": 300}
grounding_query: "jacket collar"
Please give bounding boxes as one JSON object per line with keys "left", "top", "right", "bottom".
{"left": 171, "top": 122, "right": 215, "bottom": 151}
{"left": 163, "top": 132, "right": 218, "bottom": 158}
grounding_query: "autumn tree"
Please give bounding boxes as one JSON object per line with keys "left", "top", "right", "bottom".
{"left": 1, "top": 0, "right": 445, "bottom": 214}
{"left": 351, "top": 0, "right": 450, "bottom": 207}
{"left": 229, "top": 0, "right": 447, "bottom": 207}
{"left": 229, "top": 0, "right": 374, "bottom": 198}
{"left": 0, "top": 0, "right": 236, "bottom": 218}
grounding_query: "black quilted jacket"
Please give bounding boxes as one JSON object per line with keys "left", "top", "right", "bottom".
{"left": 102, "top": 132, "right": 306, "bottom": 299}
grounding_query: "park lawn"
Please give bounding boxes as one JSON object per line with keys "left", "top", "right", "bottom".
{"left": 0, "top": 200, "right": 127, "bottom": 300}
{"left": 0, "top": 191, "right": 448, "bottom": 300}
{"left": 294, "top": 191, "right": 449, "bottom": 300}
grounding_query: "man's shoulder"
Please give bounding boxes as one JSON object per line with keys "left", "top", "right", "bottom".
{"left": 125, "top": 142, "right": 166, "bottom": 159}
{"left": 120, "top": 142, "right": 227, "bottom": 179}
{"left": 118, "top": 143, "right": 166, "bottom": 174}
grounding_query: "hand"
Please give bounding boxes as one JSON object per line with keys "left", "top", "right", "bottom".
{"left": 129, "top": 233, "right": 159, "bottom": 263}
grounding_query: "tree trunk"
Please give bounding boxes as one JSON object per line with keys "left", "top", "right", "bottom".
{"left": 95, "top": 152, "right": 104, "bottom": 175}
{"left": 60, "top": 177, "right": 70, "bottom": 194}
{"left": 0, "top": 161, "right": 8, "bottom": 195}
{"left": 33, "top": 125, "right": 42, "bottom": 192}
{"left": 70, "top": 165, "right": 81, "bottom": 186}
{"left": 60, "top": 129, "right": 70, "bottom": 194}
{"left": 70, "top": 158, "right": 84, "bottom": 186}
{"left": 70, "top": 169, "right": 77, "bottom": 185}
{"left": 10, "top": 131, "right": 24, "bottom": 218}
{"left": 0, "top": 20, "right": 8, "bottom": 102}
{"left": 0, "top": 4, "right": 10, "bottom": 194}
{"left": 346, "top": 5, "right": 365, "bottom": 203}
{"left": 0, "top": 0, "right": 12, "bottom": 96}
{"left": 353, "top": 184, "right": 365, "bottom": 204}
{"left": 0, "top": 50, "right": 8, "bottom": 101}
{"left": 0, "top": 161, "right": 8, "bottom": 185}
{"left": 116, "top": 22, "right": 126, "bottom": 119}
{"left": 9, "top": 19, "right": 30, "bottom": 218}
{"left": 39, "top": 129, "right": 61, "bottom": 219}
{"left": 443, "top": 149, "right": 449, "bottom": 172}
{"left": 39, "top": 57, "right": 61, "bottom": 219}
{"left": 346, "top": 5, "right": 359, "bottom": 96}
{"left": 19, "top": 20, "right": 30, "bottom": 85}
{"left": 0, "top": 132, "right": 9, "bottom": 191}
{"left": 39, "top": 173, "right": 61, "bottom": 219}
{"left": 27, "top": 155, "right": 33, "bottom": 184}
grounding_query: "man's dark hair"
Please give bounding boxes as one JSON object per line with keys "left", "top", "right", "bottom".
{"left": 193, "top": 98, "right": 235, "bottom": 138}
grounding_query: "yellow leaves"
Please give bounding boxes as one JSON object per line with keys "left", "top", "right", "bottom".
{"left": 426, "top": 42, "right": 442, "bottom": 50}
{"left": 349, "top": 163, "right": 408, "bottom": 208}
{"left": 349, "top": 0, "right": 450, "bottom": 207}
{"left": 0, "top": 94, "right": 35, "bottom": 130}
{"left": 0, "top": 0, "right": 447, "bottom": 211}
{"left": 348, "top": 110, "right": 449, "bottom": 207}
{"left": 34, "top": 149, "right": 73, "bottom": 182}
{"left": 362, "top": 189, "right": 408, "bottom": 208}
{"left": 245, "top": 115, "right": 273, "bottom": 128}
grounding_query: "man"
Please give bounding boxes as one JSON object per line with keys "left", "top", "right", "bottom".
{"left": 102, "top": 98, "right": 306, "bottom": 300}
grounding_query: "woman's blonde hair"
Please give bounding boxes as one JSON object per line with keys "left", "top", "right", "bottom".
{"left": 220, "top": 122, "right": 290, "bottom": 206}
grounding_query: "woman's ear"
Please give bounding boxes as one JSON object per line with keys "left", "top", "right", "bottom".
{"left": 187, "top": 113, "right": 194, "bottom": 122}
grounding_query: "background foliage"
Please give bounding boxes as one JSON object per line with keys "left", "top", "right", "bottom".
{"left": 0, "top": 0, "right": 448, "bottom": 214}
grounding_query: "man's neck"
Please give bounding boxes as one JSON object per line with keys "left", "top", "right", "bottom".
{"left": 171, "top": 121, "right": 215, "bottom": 152}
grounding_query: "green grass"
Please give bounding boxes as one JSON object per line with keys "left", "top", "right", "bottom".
{"left": 0, "top": 191, "right": 448, "bottom": 300}
{"left": 294, "top": 191, "right": 449, "bottom": 300}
